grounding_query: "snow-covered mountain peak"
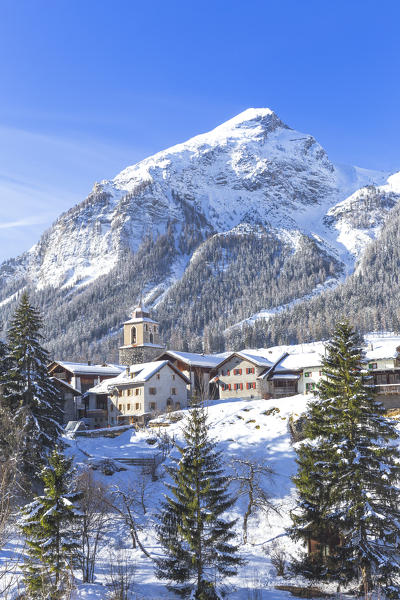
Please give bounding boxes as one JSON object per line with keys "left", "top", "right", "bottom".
{"left": 0, "top": 108, "right": 398, "bottom": 337}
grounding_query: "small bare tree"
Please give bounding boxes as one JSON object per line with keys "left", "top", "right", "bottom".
{"left": 75, "top": 468, "right": 112, "bottom": 583}
{"left": 107, "top": 483, "right": 152, "bottom": 559}
{"left": 231, "top": 458, "right": 279, "bottom": 544}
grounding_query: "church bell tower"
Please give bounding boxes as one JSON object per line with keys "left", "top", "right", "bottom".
{"left": 119, "top": 306, "right": 165, "bottom": 366}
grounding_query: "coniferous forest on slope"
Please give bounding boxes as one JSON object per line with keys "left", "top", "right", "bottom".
{"left": 1, "top": 201, "right": 400, "bottom": 361}
{"left": 0, "top": 227, "right": 342, "bottom": 361}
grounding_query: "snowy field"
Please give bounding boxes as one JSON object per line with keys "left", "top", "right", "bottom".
{"left": 2, "top": 394, "right": 328, "bottom": 599}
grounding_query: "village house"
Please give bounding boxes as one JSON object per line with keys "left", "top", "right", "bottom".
{"left": 48, "top": 360, "right": 125, "bottom": 426}
{"left": 50, "top": 377, "right": 82, "bottom": 424}
{"left": 364, "top": 338, "right": 400, "bottom": 409}
{"left": 214, "top": 350, "right": 300, "bottom": 400}
{"left": 155, "top": 349, "right": 226, "bottom": 400}
{"left": 266, "top": 337, "right": 400, "bottom": 410}
{"left": 87, "top": 360, "right": 189, "bottom": 427}
{"left": 272, "top": 346, "right": 325, "bottom": 395}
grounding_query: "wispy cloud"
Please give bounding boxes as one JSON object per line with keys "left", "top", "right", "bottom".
{"left": 0, "top": 215, "right": 51, "bottom": 230}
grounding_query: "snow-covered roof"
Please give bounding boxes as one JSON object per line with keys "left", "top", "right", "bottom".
{"left": 129, "top": 360, "right": 169, "bottom": 382}
{"left": 270, "top": 373, "right": 300, "bottom": 381}
{"left": 363, "top": 335, "right": 400, "bottom": 361}
{"left": 50, "top": 377, "right": 81, "bottom": 395}
{"left": 87, "top": 370, "right": 131, "bottom": 394}
{"left": 228, "top": 350, "right": 275, "bottom": 368}
{"left": 50, "top": 361, "right": 125, "bottom": 376}
{"left": 158, "top": 350, "right": 227, "bottom": 369}
{"left": 252, "top": 343, "right": 326, "bottom": 370}
{"left": 87, "top": 360, "right": 189, "bottom": 394}
{"left": 123, "top": 317, "right": 159, "bottom": 325}
{"left": 248, "top": 335, "right": 400, "bottom": 372}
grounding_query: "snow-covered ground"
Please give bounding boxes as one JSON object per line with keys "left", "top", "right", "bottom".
{"left": 1, "top": 394, "right": 316, "bottom": 600}
{"left": 67, "top": 395, "right": 311, "bottom": 598}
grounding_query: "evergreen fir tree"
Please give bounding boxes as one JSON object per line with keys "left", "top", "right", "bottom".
{"left": 156, "top": 406, "right": 242, "bottom": 599}
{"left": 1, "top": 293, "right": 63, "bottom": 488}
{"left": 290, "top": 321, "right": 400, "bottom": 596}
{"left": 20, "top": 447, "right": 82, "bottom": 599}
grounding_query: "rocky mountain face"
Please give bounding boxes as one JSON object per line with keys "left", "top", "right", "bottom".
{"left": 0, "top": 108, "right": 399, "bottom": 359}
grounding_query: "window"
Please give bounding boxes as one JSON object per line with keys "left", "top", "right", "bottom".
{"left": 227, "top": 370, "right": 230, "bottom": 376}
{"left": 130, "top": 326, "right": 136, "bottom": 345}
{"left": 127, "top": 403, "right": 131, "bottom": 410}
{"left": 233, "top": 368, "right": 242, "bottom": 375}
{"left": 319, "top": 371, "right": 323, "bottom": 376}
{"left": 246, "top": 367, "right": 255, "bottom": 374}
{"left": 234, "top": 383, "right": 243, "bottom": 391}
{"left": 150, "top": 402, "right": 156, "bottom": 411}
{"left": 172, "top": 374, "right": 175, "bottom": 380}
{"left": 127, "top": 389, "right": 132, "bottom": 396}
{"left": 304, "top": 372, "right": 311, "bottom": 377}
{"left": 135, "top": 388, "right": 140, "bottom": 396}
{"left": 118, "top": 390, "right": 123, "bottom": 397}
{"left": 167, "top": 398, "right": 173, "bottom": 407}
{"left": 246, "top": 382, "right": 256, "bottom": 390}
{"left": 110, "top": 404, "right": 114, "bottom": 411}
{"left": 171, "top": 387, "right": 177, "bottom": 395}
{"left": 149, "top": 387, "right": 157, "bottom": 395}
{"left": 135, "top": 403, "right": 140, "bottom": 410}
{"left": 157, "top": 373, "right": 160, "bottom": 380}
{"left": 369, "top": 363, "right": 378, "bottom": 370}
{"left": 228, "top": 384, "right": 231, "bottom": 391}
{"left": 118, "top": 404, "right": 122, "bottom": 411}
{"left": 306, "top": 382, "right": 316, "bottom": 392}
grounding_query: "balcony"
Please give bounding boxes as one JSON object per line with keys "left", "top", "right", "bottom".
{"left": 374, "top": 384, "right": 400, "bottom": 395}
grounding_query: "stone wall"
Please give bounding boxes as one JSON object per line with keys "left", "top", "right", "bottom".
{"left": 119, "top": 345, "right": 162, "bottom": 366}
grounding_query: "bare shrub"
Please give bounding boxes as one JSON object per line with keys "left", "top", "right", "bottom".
{"left": 267, "top": 540, "right": 288, "bottom": 577}
{"left": 105, "top": 548, "right": 136, "bottom": 600}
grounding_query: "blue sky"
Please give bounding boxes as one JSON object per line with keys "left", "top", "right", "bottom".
{"left": 0, "top": 0, "right": 399, "bottom": 263}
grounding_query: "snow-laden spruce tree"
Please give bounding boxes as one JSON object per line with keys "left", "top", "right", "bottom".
{"left": 20, "top": 447, "right": 82, "bottom": 599}
{"left": 290, "top": 321, "right": 400, "bottom": 596}
{"left": 1, "top": 293, "right": 63, "bottom": 490}
{"left": 156, "top": 406, "right": 242, "bottom": 599}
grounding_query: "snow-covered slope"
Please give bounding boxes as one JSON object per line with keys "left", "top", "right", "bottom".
{"left": 325, "top": 171, "right": 400, "bottom": 258}
{"left": 64, "top": 394, "right": 310, "bottom": 599}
